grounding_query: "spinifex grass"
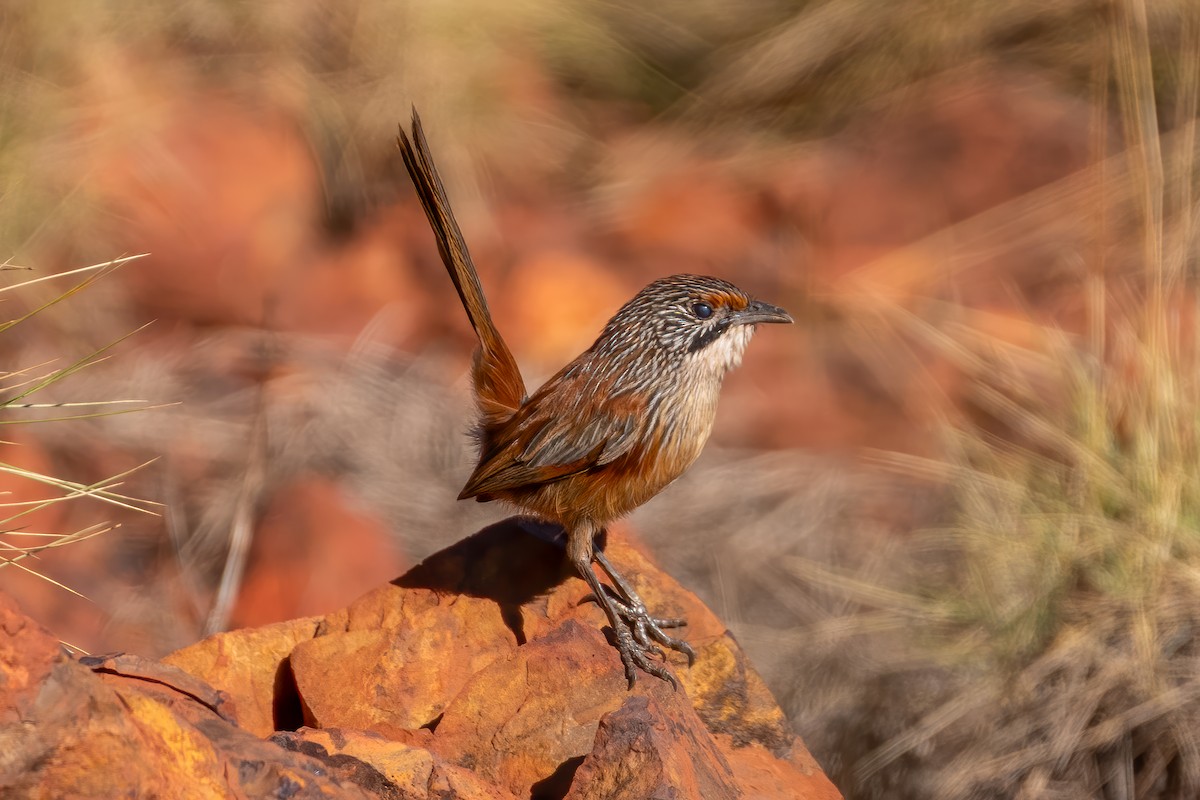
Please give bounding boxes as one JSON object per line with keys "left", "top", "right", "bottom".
{"left": 788, "top": 3, "right": 1200, "bottom": 797}
{"left": 0, "top": 255, "right": 161, "bottom": 640}
{"left": 856, "top": 318, "right": 1200, "bottom": 795}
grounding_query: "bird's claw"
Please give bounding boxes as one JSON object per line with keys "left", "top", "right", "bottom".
{"left": 583, "top": 587, "right": 691, "bottom": 690}
{"left": 581, "top": 548, "right": 697, "bottom": 688}
{"left": 610, "top": 623, "right": 678, "bottom": 690}
{"left": 609, "top": 594, "right": 697, "bottom": 669}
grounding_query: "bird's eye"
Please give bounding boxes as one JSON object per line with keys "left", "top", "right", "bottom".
{"left": 692, "top": 302, "right": 714, "bottom": 320}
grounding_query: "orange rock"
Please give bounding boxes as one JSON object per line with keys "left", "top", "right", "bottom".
{"left": 389, "top": 516, "right": 590, "bottom": 646}
{"left": 430, "top": 620, "right": 635, "bottom": 795}
{"left": 679, "top": 633, "right": 793, "bottom": 751}
{"left": 718, "top": 737, "right": 844, "bottom": 800}
{"left": 290, "top": 586, "right": 518, "bottom": 733}
{"left": 275, "top": 726, "right": 520, "bottom": 800}
{"left": 543, "top": 524, "right": 798, "bottom": 755}
{"left": 83, "top": 652, "right": 240, "bottom": 728}
{"left": 0, "top": 592, "right": 62, "bottom": 725}
{"left": 163, "top": 615, "right": 322, "bottom": 737}
{"left": 0, "top": 592, "right": 379, "bottom": 799}
{"left": 412, "top": 521, "right": 836, "bottom": 798}
{"left": 231, "top": 476, "right": 408, "bottom": 629}
{"left": 564, "top": 693, "right": 741, "bottom": 800}
{"left": 157, "top": 518, "right": 840, "bottom": 798}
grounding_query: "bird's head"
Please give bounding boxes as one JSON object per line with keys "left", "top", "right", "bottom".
{"left": 596, "top": 274, "right": 792, "bottom": 376}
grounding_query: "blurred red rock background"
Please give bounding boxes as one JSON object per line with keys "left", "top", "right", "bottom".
{"left": 2, "top": 2, "right": 1187, "bottom": 795}
{"left": 0, "top": 0, "right": 1104, "bottom": 684}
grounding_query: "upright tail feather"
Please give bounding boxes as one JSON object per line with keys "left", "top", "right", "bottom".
{"left": 398, "top": 108, "right": 526, "bottom": 425}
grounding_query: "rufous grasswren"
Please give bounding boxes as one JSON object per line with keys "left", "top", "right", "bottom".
{"left": 398, "top": 110, "right": 792, "bottom": 687}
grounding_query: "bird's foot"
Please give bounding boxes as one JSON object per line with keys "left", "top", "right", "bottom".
{"left": 611, "top": 593, "right": 696, "bottom": 677}
{"left": 607, "top": 610, "right": 680, "bottom": 689}
{"left": 582, "top": 549, "right": 697, "bottom": 689}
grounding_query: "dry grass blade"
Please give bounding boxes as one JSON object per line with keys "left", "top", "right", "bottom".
{"left": 0, "top": 255, "right": 147, "bottom": 335}
{"left": 0, "top": 401, "right": 180, "bottom": 426}
{"left": 203, "top": 378, "right": 268, "bottom": 636}
{"left": 2, "top": 322, "right": 156, "bottom": 406}
{"left": 0, "top": 522, "right": 118, "bottom": 599}
{"left": 0, "top": 254, "right": 159, "bottom": 610}
{"left": 0, "top": 460, "right": 162, "bottom": 518}
{"left": 0, "top": 254, "right": 146, "bottom": 294}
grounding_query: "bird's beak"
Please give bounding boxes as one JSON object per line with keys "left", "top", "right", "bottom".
{"left": 735, "top": 299, "right": 793, "bottom": 326}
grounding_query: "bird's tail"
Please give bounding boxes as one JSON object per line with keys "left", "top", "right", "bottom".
{"left": 398, "top": 108, "right": 526, "bottom": 425}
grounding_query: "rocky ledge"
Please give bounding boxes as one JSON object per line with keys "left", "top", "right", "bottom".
{"left": 1, "top": 519, "right": 840, "bottom": 799}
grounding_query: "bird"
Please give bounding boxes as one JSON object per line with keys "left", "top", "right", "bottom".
{"left": 397, "top": 109, "right": 793, "bottom": 687}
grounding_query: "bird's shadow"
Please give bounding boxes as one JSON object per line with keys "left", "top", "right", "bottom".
{"left": 392, "top": 517, "right": 605, "bottom": 646}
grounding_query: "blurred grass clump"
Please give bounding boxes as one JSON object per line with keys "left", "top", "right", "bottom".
{"left": 2, "top": 0, "right": 1196, "bottom": 254}
{"left": 818, "top": 3, "right": 1200, "bottom": 797}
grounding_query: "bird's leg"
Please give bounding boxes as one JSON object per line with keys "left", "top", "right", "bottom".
{"left": 593, "top": 548, "right": 697, "bottom": 667}
{"left": 567, "top": 525, "right": 679, "bottom": 688}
